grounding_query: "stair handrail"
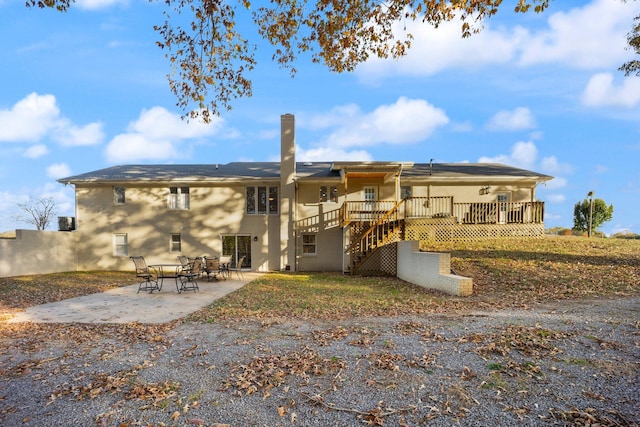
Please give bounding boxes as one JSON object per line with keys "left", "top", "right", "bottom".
{"left": 345, "top": 199, "right": 405, "bottom": 255}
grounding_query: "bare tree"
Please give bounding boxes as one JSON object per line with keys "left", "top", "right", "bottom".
{"left": 16, "top": 197, "right": 57, "bottom": 231}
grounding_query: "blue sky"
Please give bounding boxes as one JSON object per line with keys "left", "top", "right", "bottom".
{"left": 1, "top": 0, "right": 639, "bottom": 235}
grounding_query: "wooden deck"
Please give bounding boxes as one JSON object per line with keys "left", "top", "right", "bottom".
{"left": 341, "top": 198, "right": 545, "bottom": 226}
{"left": 342, "top": 198, "right": 546, "bottom": 273}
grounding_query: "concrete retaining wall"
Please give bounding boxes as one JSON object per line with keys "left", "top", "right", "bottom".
{"left": 397, "top": 240, "right": 473, "bottom": 296}
{"left": 0, "top": 230, "right": 78, "bottom": 277}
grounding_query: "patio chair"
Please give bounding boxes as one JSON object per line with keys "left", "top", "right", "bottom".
{"left": 218, "top": 255, "right": 232, "bottom": 279}
{"left": 177, "top": 255, "right": 191, "bottom": 272}
{"left": 203, "top": 257, "right": 220, "bottom": 281}
{"left": 130, "top": 256, "right": 160, "bottom": 293}
{"left": 177, "top": 257, "right": 202, "bottom": 293}
{"left": 228, "top": 256, "right": 246, "bottom": 280}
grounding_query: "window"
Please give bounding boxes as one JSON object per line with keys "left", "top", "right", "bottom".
{"left": 113, "top": 234, "right": 128, "bottom": 256}
{"left": 269, "top": 186, "right": 278, "bottom": 213}
{"left": 168, "top": 187, "right": 190, "bottom": 210}
{"left": 320, "top": 185, "right": 338, "bottom": 203}
{"left": 400, "top": 186, "right": 412, "bottom": 199}
{"left": 114, "top": 186, "right": 125, "bottom": 204}
{"left": 170, "top": 234, "right": 181, "bottom": 252}
{"left": 302, "top": 234, "right": 317, "bottom": 254}
{"left": 246, "top": 186, "right": 278, "bottom": 214}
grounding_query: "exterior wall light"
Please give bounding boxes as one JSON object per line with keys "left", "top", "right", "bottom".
{"left": 479, "top": 186, "right": 491, "bottom": 195}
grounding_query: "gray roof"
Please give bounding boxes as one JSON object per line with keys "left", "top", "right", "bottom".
{"left": 59, "top": 163, "right": 283, "bottom": 184}
{"left": 402, "top": 163, "right": 552, "bottom": 180}
{"left": 58, "top": 162, "right": 551, "bottom": 184}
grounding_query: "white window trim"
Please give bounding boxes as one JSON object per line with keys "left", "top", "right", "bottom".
{"left": 168, "top": 187, "right": 190, "bottom": 210}
{"left": 170, "top": 233, "right": 182, "bottom": 252}
{"left": 302, "top": 233, "right": 317, "bottom": 256}
{"left": 246, "top": 185, "right": 279, "bottom": 215}
{"left": 113, "top": 233, "right": 128, "bottom": 256}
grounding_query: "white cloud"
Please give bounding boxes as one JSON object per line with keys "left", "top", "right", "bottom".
{"left": 546, "top": 194, "right": 566, "bottom": 204}
{"left": 105, "top": 133, "right": 180, "bottom": 163}
{"left": 357, "top": 0, "right": 636, "bottom": 80}
{"left": 478, "top": 141, "right": 537, "bottom": 169}
{"left": 358, "top": 17, "right": 519, "bottom": 81}
{"left": 303, "top": 97, "right": 448, "bottom": 150}
{"left": 518, "top": 0, "right": 634, "bottom": 69}
{"left": 581, "top": 73, "right": 640, "bottom": 108}
{"left": 75, "top": 0, "right": 129, "bottom": 10}
{"left": 0, "top": 191, "right": 28, "bottom": 213}
{"left": 300, "top": 104, "right": 363, "bottom": 130}
{"left": 0, "top": 93, "right": 104, "bottom": 146}
{"left": 16, "top": 42, "right": 49, "bottom": 54}
{"left": 47, "top": 163, "right": 72, "bottom": 179}
{"left": 128, "top": 106, "right": 220, "bottom": 140}
{"left": 485, "top": 107, "right": 536, "bottom": 131}
{"left": 0, "top": 93, "right": 61, "bottom": 142}
{"left": 54, "top": 122, "right": 105, "bottom": 146}
{"left": 544, "top": 212, "right": 563, "bottom": 221}
{"left": 541, "top": 156, "right": 574, "bottom": 175}
{"left": 104, "top": 107, "right": 223, "bottom": 163}
{"left": 451, "top": 121, "right": 474, "bottom": 133}
{"left": 23, "top": 144, "right": 48, "bottom": 159}
{"left": 544, "top": 177, "right": 567, "bottom": 190}
{"left": 296, "top": 145, "right": 374, "bottom": 162}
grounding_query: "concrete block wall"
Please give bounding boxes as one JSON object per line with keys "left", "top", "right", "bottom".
{"left": 396, "top": 240, "right": 473, "bottom": 296}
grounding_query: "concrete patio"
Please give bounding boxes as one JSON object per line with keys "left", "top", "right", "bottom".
{"left": 6, "top": 272, "right": 260, "bottom": 324}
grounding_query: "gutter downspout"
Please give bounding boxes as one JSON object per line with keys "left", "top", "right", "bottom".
{"left": 294, "top": 178, "right": 298, "bottom": 272}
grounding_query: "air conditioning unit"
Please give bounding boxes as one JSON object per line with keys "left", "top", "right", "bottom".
{"left": 58, "top": 216, "right": 76, "bottom": 232}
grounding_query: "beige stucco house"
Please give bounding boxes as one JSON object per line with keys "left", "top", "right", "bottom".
{"left": 58, "top": 114, "right": 553, "bottom": 274}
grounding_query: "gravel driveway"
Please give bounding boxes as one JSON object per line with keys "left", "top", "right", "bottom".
{"left": 1, "top": 297, "right": 638, "bottom": 426}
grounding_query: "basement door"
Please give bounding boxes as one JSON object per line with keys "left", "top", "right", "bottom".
{"left": 222, "top": 235, "right": 251, "bottom": 269}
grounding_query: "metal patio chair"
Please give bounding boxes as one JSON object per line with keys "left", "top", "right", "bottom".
{"left": 177, "top": 255, "right": 192, "bottom": 272}
{"left": 130, "top": 256, "right": 160, "bottom": 293}
{"left": 228, "top": 256, "right": 246, "bottom": 280}
{"left": 203, "top": 257, "right": 220, "bottom": 281}
{"left": 177, "top": 257, "right": 202, "bottom": 293}
{"left": 218, "top": 255, "right": 232, "bottom": 279}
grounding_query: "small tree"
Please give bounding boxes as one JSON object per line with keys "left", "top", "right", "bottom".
{"left": 573, "top": 198, "right": 613, "bottom": 236}
{"left": 16, "top": 197, "right": 57, "bottom": 231}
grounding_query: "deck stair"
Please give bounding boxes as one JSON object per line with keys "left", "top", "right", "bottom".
{"left": 347, "top": 200, "right": 405, "bottom": 273}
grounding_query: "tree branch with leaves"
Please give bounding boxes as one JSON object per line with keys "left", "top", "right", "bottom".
{"left": 620, "top": 13, "right": 640, "bottom": 76}
{"left": 27, "top": 0, "right": 638, "bottom": 122}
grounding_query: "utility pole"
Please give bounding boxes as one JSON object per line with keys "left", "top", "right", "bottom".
{"left": 587, "top": 191, "right": 594, "bottom": 238}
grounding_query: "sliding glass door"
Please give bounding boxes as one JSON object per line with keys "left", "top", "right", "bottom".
{"left": 222, "top": 235, "right": 251, "bottom": 269}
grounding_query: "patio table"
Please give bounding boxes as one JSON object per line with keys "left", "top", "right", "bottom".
{"left": 148, "top": 264, "right": 183, "bottom": 293}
